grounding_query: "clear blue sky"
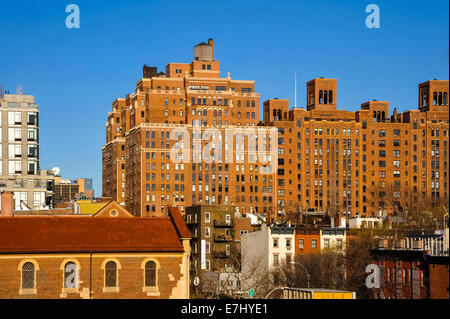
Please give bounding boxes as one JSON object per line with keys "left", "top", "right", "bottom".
{"left": 0, "top": 0, "right": 448, "bottom": 194}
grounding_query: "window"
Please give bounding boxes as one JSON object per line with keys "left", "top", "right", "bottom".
{"left": 298, "top": 239, "right": 304, "bottom": 250}
{"left": 273, "top": 239, "right": 279, "bottom": 248}
{"left": 273, "top": 255, "right": 279, "bottom": 265}
{"left": 286, "top": 239, "right": 291, "bottom": 249}
{"left": 64, "top": 262, "right": 77, "bottom": 288}
{"left": 22, "top": 262, "right": 35, "bottom": 290}
{"left": 311, "top": 240, "right": 317, "bottom": 249}
{"left": 144, "top": 261, "right": 156, "bottom": 287}
{"left": 205, "top": 212, "right": 210, "bottom": 223}
{"left": 105, "top": 261, "right": 117, "bottom": 288}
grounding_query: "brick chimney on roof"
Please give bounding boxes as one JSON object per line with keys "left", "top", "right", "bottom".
{"left": 208, "top": 38, "right": 214, "bottom": 60}
{"left": 1, "top": 191, "right": 14, "bottom": 217}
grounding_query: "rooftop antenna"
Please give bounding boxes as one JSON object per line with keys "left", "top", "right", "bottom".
{"left": 294, "top": 72, "right": 297, "bottom": 108}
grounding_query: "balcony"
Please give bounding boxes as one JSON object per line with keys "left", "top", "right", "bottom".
{"left": 214, "top": 234, "right": 233, "bottom": 242}
{"left": 213, "top": 220, "right": 233, "bottom": 228}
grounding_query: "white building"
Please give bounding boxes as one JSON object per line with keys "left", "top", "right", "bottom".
{"left": 320, "top": 227, "right": 347, "bottom": 252}
{"left": 0, "top": 92, "right": 54, "bottom": 210}
{"left": 406, "top": 231, "right": 449, "bottom": 256}
{"left": 349, "top": 216, "right": 383, "bottom": 229}
{"left": 241, "top": 223, "right": 295, "bottom": 291}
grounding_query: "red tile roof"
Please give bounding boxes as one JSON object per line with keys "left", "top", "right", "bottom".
{"left": 0, "top": 216, "right": 185, "bottom": 253}
{"left": 168, "top": 207, "right": 191, "bottom": 239}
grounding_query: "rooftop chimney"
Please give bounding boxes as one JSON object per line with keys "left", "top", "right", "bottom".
{"left": 143, "top": 65, "right": 158, "bottom": 79}
{"left": 1, "top": 191, "right": 14, "bottom": 217}
{"left": 208, "top": 38, "right": 214, "bottom": 60}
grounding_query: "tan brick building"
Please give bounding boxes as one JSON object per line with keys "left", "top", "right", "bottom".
{"left": 0, "top": 201, "right": 191, "bottom": 299}
{"left": 102, "top": 39, "right": 449, "bottom": 220}
{"left": 103, "top": 39, "right": 277, "bottom": 218}
{"left": 265, "top": 78, "right": 449, "bottom": 217}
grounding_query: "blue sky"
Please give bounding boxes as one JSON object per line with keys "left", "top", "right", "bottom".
{"left": 0, "top": 0, "right": 448, "bottom": 194}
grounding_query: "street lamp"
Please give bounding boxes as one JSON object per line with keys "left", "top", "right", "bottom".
{"left": 290, "top": 261, "right": 311, "bottom": 288}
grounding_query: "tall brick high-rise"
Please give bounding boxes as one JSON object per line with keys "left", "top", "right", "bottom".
{"left": 102, "top": 40, "right": 449, "bottom": 220}
{"left": 265, "top": 79, "right": 449, "bottom": 218}
{"left": 103, "top": 40, "right": 277, "bottom": 217}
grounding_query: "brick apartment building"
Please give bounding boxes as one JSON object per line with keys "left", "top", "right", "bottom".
{"left": 102, "top": 39, "right": 449, "bottom": 220}
{"left": 184, "top": 205, "right": 252, "bottom": 274}
{"left": 103, "top": 39, "right": 278, "bottom": 217}
{"left": 264, "top": 79, "right": 449, "bottom": 218}
{"left": 371, "top": 245, "right": 449, "bottom": 299}
{"left": 0, "top": 194, "right": 191, "bottom": 299}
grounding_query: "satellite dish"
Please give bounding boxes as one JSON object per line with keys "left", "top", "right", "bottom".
{"left": 51, "top": 166, "right": 60, "bottom": 176}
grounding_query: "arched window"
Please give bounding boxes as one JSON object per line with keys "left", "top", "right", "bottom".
{"left": 444, "top": 92, "right": 448, "bottom": 105}
{"left": 329, "top": 90, "right": 333, "bottom": 104}
{"left": 373, "top": 111, "right": 377, "bottom": 121}
{"left": 324, "top": 90, "right": 328, "bottom": 104}
{"left": 145, "top": 261, "right": 156, "bottom": 287}
{"left": 382, "top": 111, "right": 386, "bottom": 121}
{"left": 64, "top": 262, "right": 77, "bottom": 288}
{"left": 22, "top": 262, "right": 35, "bottom": 289}
{"left": 433, "top": 92, "right": 437, "bottom": 105}
{"left": 438, "top": 92, "right": 442, "bottom": 106}
{"left": 105, "top": 261, "right": 117, "bottom": 287}
{"left": 319, "top": 90, "right": 323, "bottom": 104}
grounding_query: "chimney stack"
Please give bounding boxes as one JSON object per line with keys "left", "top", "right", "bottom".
{"left": 1, "top": 191, "right": 14, "bottom": 217}
{"left": 208, "top": 38, "right": 214, "bottom": 60}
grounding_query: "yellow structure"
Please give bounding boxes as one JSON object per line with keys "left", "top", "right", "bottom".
{"left": 282, "top": 288, "right": 356, "bottom": 299}
{"left": 76, "top": 200, "right": 108, "bottom": 215}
